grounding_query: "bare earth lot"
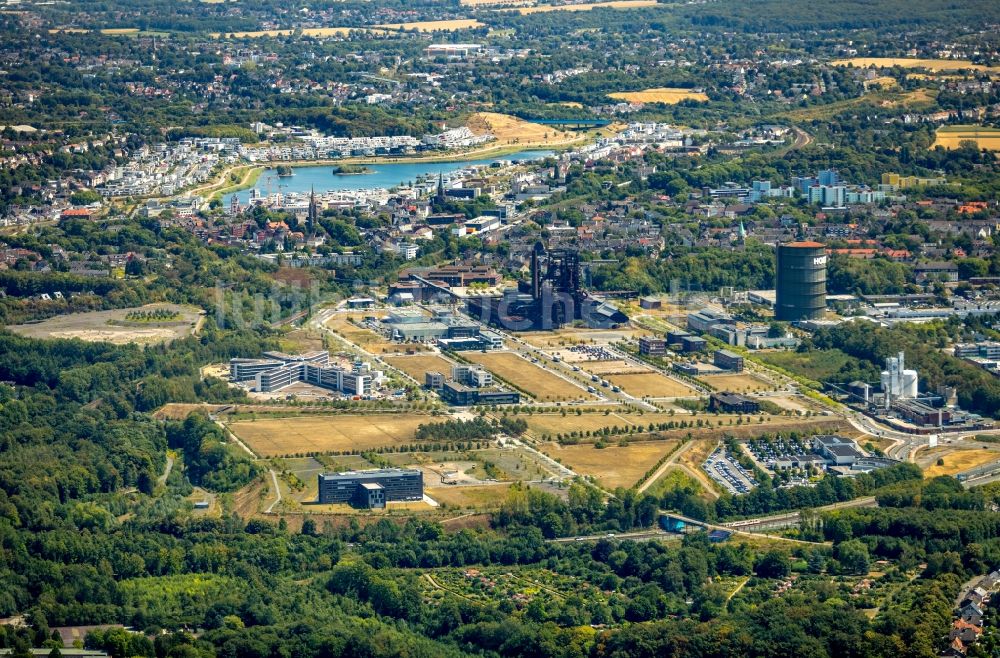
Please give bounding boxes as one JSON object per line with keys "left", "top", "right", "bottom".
{"left": 606, "top": 372, "right": 697, "bottom": 397}
{"left": 466, "top": 351, "right": 593, "bottom": 402}
{"left": 542, "top": 439, "right": 680, "bottom": 489}
{"left": 8, "top": 303, "right": 201, "bottom": 345}
{"left": 228, "top": 414, "right": 431, "bottom": 456}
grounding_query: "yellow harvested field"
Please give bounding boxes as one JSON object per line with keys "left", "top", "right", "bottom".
{"left": 101, "top": 28, "right": 140, "bottom": 34}
{"left": 375, "top": 19, "right": 484, "bottom": 31}
{"left": 608, "top": 87, "right": 709, "bottom": 104}
{"left": 868, "top": 76, "right": 898, "bottom": 89}
{"left": 831, "top": 57, "right": 998, "bottom": 72}
{"left": 462, "top": 0, "right": 530, "bottom": 5}
{"left": 427, "top": 484, "right": 511, "bottom": 509}
{"left": 699, "top": 373, "right": 774, "bottom": 393}
{"left": 607, "top": 372, "right": 697, "bottom": 397}
{"left": 506, "top": 0, "right": 658, "bottom": 14}
{"left": 582, "top": 360, "right": 646, "bottom": 375}
{"left": 210, "top": 27, "right": 384, "bottom": 38}
{"left": 932, "top": 126, "right": 1000, "bottom": 151}
{"left": 922, "top": 448, "right": 1000, "bottom": 477}
{"left": 228, "top": 414, "right": 431, "bottom": 456}
{"left": 466, "top": 351, "right": 592, "bottom": 401}
{"left": 384, "top": 354, "right": 455, "bottom": 381}
{"left": 543, "top": 439, "right": 679, "bottom": 489}
{"left": 467, "top": 112, "right": 576, "bottom": 145}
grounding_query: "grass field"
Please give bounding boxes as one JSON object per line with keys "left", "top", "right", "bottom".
{"left": 383, "top": 354, "right": 455, "bottom": 381}
{"left": 543, "top": 439, "right": 680, "bottom": 489}
{"left": 932, "top": 125, "right": 1000, "bottom": 151}
{"left": 699, "top": 373, "right": 774, "bottom": 393}
{"left": 831, "top": 57, "right": 998, "bottom": 72}
{"left": 757, "top": 348, "right": 855, "bottom": 383}
{"left": 505, "top": 0, "right": 658, "bottom": 14}
{"left": 608, "top": 87, "right": 709, "bottom": 105}
{"left": 921, "top": 447, "right": 1000, "bottom": 477}
{"left": 606, "top": 372, "right": 697, "bottom": 397}
{"left": 427, "top": 484, "right": 512, "bottom": 509}
{"left": 465, "top": 351, "right": 592, "bottom": 402}
{"left": 375, "top": 19, "right": 484, "bottom": 31}
{"left": 228, "top": 414, "right": 431, "bottom": 456}
{"left": 467, "top": 112, "right": 577, "bottom": 146}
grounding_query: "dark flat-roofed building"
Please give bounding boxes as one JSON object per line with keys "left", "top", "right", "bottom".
{"left": 709, "top": 392, "right": 760, "bottom": 414}
{"left": 714, "top": 349, "right": 744, "bottom": 372}
{"left": 318, "top": 469, "right": 423, "bottom": 508}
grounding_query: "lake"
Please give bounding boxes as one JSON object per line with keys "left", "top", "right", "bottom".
{"left": 233, "top": 150, "right": 554, "bottom": 204}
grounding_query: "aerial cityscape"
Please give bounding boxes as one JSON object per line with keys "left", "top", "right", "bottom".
{"left": 3, "top": 0, "right": 1000, "bottom": 656}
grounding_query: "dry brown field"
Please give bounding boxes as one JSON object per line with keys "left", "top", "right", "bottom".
{"left": 467, "top": 112, "right": 576, "bottom": 146}
{"left": 831, "top": 57, "right": 997, "bottom": 71}
{"left": 228, "top": 414, "right": 431, "bottom": 456}
{"left": 542, "top": 439, "right": 680, "bottom": 489}
{"left": 375, "top": 19, "right": 484, "bottom": 31}
{"left": 699, "top": 373, "right": 774, "bottom": 393}
{"left": 516, "top": 327, "right": 650, "bottom": 348}
{"left": 465, "top": 351, "right": 593, "bottom": 401}
{"left": 383, "top": 354, "right": 455, "bottom": 381}
{"left": 505, "top": 0, "right": 658, "bottom": 14}
{"left": 921, "top": 447, "right": 1000, "bottom": 477}
{"left": 427, "top": 484, "right": 512, "bottom": 509}
{"left": 608, "top": 87, "right": 709, "bottom": 104}
{"left": 932, "top": 126, "right": 1000, "bottom": 151}
{"left": 607, "top": 372, "right": 697, "bottom": 397}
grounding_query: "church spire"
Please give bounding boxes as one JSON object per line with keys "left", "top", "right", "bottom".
{"left": 308, "top": 186, "right": 318, "bottom": 237}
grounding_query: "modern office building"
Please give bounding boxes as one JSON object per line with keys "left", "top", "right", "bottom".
{"left": 775, "top": 241, "right": 827, "bottom": 321}
{"left": 639, "top": 336, "right": 668, "bottom": 356}
{"left": 714, "top": 349, "right": 745, "bottom": 372}
{"left": 230, "top": 351, "right": 381, "bottom": 395}
{"left": 317, "top": 469, "right": 423, "bottom": 508}
{"left": 709, "top": 392, "right": 760, "bottom": 413}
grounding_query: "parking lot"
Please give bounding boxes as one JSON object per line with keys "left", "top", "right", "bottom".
{"left": 702, "top": 446, "right": 757, "bottom": 495}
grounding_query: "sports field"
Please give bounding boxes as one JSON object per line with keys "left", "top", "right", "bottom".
{"left": 932, "top": 126, "right": 1000, "bottom": 151}
{"left": 542, "top": 439, "right": 680, "bottom": 489}
{"left": 606, "top": 372, "right": 696, "bottom": 397}
{"left": 465, "top": 351, "right": 592, "bottom": 401}
{"left": 228, "top": 414, "right": 430, "bottom": 456}
{"left": 831, "top": 57, "right": 997, "bottom": 72}
{"left": 384, "top": 354, "right": 455, "bottom": 381}
{"left": 608, "top": 88, "right": 709, "bottom": 104}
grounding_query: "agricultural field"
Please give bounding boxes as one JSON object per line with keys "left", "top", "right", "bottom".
{"left": 384, "top": 354, "right": 456, "bottom": 381}
{"left": 606, "top": 372, "right": 697, "bottom": 397}
{"left": 920, "top": 446, "right": 1000, "bottom": 477}
{"left": 699, "top": 373, "right": 775, "bottom": 393}
{"left": 375, "top": 19, "right": 485, "bottom": 31}
{"left": 504, "top": 0, "right": 657, "bottom": 14}
{"left": 227, "top": 414, "right": 432, "bottom": 456}
{"left": 541, "top": 439, "right": 680, "bottom": 489}
{"left": 7, "top": 303, "right": 202, "bottom": 345}
{"left": 932, "top": 125, "right": 1000, "bottom": 151}
{"left": 608, "top": 87, "right": 709, "bottom": 104}
{"left": 465, "top": 351, "right": 593, "bottom": 402}
{"left": 467, "top": 112, "right": 577, "bottom": 146}
{"left": 830, "top": 57, "right": 998, "bottom": 72}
